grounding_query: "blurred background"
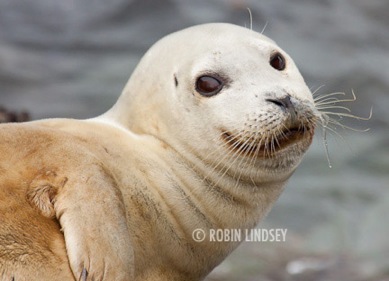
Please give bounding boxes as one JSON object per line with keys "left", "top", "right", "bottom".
{"left": 0, "top": 0, "right": 388, "bottom": 280}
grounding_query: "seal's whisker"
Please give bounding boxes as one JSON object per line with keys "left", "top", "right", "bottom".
{"left": 199, "top": 146, "right": 233, "bottom": 181}
{"left": 315, "top": 98, "right": 344, "bottom": 104}
{"left": 314, "top": 90, "right": 364, "bottom": 109}
{"left": 223, "top": 137, "right": 248, "bottom": 170}
{"left": 205, "top": 131, "right": 248, "bottom": 184}
{"left": 321, "top": 125, "right": 332, "bottom": 168}
{"left": 270, "top": 126, "right": 286, "bottom": 155}
{"left": 202, "top": 130, "right": 241, "bottom": 164}
{"left": 246, "top": 8, "right": 253, "bottom": 31}
{"left": 260, "top": 21, "right": 268, "bottom": 34}
{"left": 203, "top": 144, "right": 238, "bottom": 180}
{"left": 311, "top": 85, "right": 326, "bottom": 96}
{"left": 274, "top": 130, "right": 284, "bottom": 149}
{"left": 313, "top": 91, "right": 347, "bottom": 102}
{"left": 232, "top": 136, "right": 257, "bottom": 182}
{"left": 318, "top": 121, "right": 346, "bottom": 141}
{"left": 230, "top": 132, "right": 256, "bottom": 162}
{"left": 315, "top": 90, "right": 371, "bottom": 131}
{"left": 248, "top": 132, "right": 263, "bottom": 164}
{"left": 313, "top": 90, "right": 372, "bottom": 168}
{"left": 252, "top": 136, "right": 264, "bottom": 161}
{"left": 273, "top": 135, "right": 279, "bottom": 155}
{"left": 246, "top": 139, "right": 258, "bottom": 176}
{"left": 266, "top": 134, "right": 273, "bottom": 156}
{"left": 260, "top": 135, "right": 268, "bottom": 158}
{"left": 267, "top": 134, "right": 275, "bottom": 158}
{"left": 263, "top": 134, "right": 272, "bottom": 158}
{"left": 316, "top": 105, "right": 352, "bottom": 112}
{"left": 231, "top": 163, "right": 243, "bottom": 190}
{"left": 315, "top": 96, "right": 358, "bottom": 105}
{"left": 210, "top": 133, "right": 254, "bottom": 188}
{"left": 239, "top": 136, "right": 262, "bottom": 187}
{"left": 279, "top": 124, "right": 289, "bottom": 138}
{"left": 324, "top": 118, "right": 370, "bottom": 133}
{"left": 272, "top": 133, "right": 280, "bottom": 154}
{"left": 318, "top": 110, "right": 372, "bottom": 121}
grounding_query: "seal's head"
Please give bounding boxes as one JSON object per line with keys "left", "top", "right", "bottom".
{"left": 107, "top": 23, "right": 318, "bottom": 183}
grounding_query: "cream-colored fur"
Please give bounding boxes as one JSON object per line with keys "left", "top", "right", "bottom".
{"left": 0, "top": 23, "right": 318, "bottom": 280}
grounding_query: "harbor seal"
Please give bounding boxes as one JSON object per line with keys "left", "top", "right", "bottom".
{"left": 0, "top": 23, "right": 318, "bottom": 280}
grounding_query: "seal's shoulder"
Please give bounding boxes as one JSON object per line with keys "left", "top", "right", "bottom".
{"left": 0, "top": 119, "right": 101, "bottom": 171}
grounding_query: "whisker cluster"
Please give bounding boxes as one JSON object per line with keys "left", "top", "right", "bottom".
{"left": 199, "top": 113, "right": 316, "bottom": 191}
{"left": 313, "top": 89, "right": 372, "bottom": 167}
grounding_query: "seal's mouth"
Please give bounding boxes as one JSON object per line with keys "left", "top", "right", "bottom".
{"left": 221, "top": 126, "right": 314, "bottom": 158}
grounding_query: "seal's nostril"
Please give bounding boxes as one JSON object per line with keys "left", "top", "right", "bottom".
{"left": 267, "top": 95, "right": 298, "bottom": 125}
{"left": 267, "top": 99, "right": 284, "bottom": 108}
{"left": 266, "top": 95, "right": 293, "bottom": 110}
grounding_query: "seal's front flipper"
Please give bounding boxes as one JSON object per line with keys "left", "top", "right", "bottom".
{"left": 28, "top": 166, "right": 134, "bottom": 281}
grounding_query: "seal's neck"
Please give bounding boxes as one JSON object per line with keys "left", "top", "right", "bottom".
{"left": 166, "top": 140, "right": 287, "bottom": 230}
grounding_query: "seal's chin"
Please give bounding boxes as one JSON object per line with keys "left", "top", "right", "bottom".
{"left": 221, "top": 126, "right": 314, "bottom": 159}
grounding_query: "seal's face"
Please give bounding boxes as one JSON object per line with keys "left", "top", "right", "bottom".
{"left": 172, "top": 25, "right": 316, "bottom": 177}
{"left": 117, "top": 23, "right": 318, "bottom": 181}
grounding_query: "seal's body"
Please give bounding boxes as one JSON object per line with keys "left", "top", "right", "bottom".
{"left": 0, "top": 23, "right": 318, "bottom": 280}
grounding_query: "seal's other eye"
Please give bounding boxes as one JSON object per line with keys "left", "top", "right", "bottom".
{"left": 270, "top": 52, "right": 286, "bottom": 71}
{"left": 196, "top": 75, "right": 223, "bottom": 97}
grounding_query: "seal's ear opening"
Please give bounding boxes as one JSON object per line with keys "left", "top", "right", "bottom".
{"left": 195, "top": 75, "right": 223, "bottom": 97}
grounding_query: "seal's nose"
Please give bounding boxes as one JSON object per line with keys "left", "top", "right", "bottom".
{"left": 266, "top": 95, "right": 298, "bottom": 124}
{"left": 266, "top": 95, "right": 294, "bottom": 111}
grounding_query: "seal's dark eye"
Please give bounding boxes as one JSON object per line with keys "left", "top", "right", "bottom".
{"left": 196, "top": 75, "right": 223, "bottom": 97}
{"left": 270, "top": 52, "right": 286, "bottom": 71}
